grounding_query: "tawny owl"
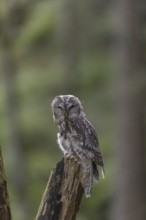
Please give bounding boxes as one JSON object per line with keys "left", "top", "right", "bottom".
{"left": 51, "top": 95, "right": 105, "bottom": 197}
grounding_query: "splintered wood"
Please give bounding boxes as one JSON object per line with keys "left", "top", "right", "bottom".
{"left": 35, "top": 158, "right": 84, "bottom": 220}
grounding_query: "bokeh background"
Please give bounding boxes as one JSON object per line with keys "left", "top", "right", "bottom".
{"left": 0, "top": 0, "right": 146, "bottom": 220}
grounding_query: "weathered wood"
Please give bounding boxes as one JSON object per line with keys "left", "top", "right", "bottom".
{"left": 35, "top": 158, "right": 84, "bottom": 220}
{"left": 0, "top": 147, "right": 11, "bottom": 220}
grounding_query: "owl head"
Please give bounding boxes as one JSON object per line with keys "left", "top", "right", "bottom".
{"left": 51, "top": 95, "right": 85, "bottom": 124}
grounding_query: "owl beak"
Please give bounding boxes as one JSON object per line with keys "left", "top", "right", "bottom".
{"left": 64, "top": 112, "right": 68, "bottom": 119}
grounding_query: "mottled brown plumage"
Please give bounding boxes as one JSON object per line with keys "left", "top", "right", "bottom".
{"left": 51, "top": 95, "right": 105, "bottom": 197}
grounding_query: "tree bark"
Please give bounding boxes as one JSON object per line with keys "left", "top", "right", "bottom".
{"left": 0, "top": 146, "right": 11, "bottom": 220}
{"left": 111, "top": 0, "right": 146, "bottom": 220}
{"left": 35, "top": 158, "right": 84, "bottom": 220}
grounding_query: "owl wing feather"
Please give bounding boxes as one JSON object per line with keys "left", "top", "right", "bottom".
{"left": 71, "top": 117, "right": 105, "bottom": 177}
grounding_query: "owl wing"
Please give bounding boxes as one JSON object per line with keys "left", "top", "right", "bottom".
{"left": 83, "top": 119, "right": 104, "bottom": 163}
{"left": 72, "top": 117, "right": 105, "bottom": 176}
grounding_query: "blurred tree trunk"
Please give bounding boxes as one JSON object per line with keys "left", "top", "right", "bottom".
{"left": 79, "top": 0, "right": 103, "bottom": 52}
{"left": 56, "top": 0, "right": 105, "bottom": 94}
{"left": 2, "top": 47, "right": 29, "bottom": 220}
{"left": 112, "top": 1, "right": 146, "bottom": 220}
{"left": 1, "top": 2, "right": 30, "bottom": 220}
{"left": 0, "top": 147, "right": 11, "bottom": 220}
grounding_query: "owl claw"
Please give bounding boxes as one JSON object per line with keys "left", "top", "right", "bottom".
{"left": 65, "top": 153, "right": 71, "bottom": 158}
{"left": 65, "top": 153, "right": 76, "bottom": 159}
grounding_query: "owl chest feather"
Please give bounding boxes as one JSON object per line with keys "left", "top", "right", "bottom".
{"left": 57, "top": 120, "right": 82, "bottom": 156}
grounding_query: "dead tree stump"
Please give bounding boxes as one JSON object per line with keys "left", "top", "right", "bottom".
{"left": 35, "top": 157, "right": 84, "bottom": 220}
{"left": 0, "top": 147, "right": 11, "bottom": 220}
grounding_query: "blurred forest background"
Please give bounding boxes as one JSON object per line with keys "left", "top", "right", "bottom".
{"left": 0, "top": 0, "right": 146, "bottom": 220}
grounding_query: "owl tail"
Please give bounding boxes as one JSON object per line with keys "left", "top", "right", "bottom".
{"left": 80, "top": 161, "right": 93, "bottom": 198}
{"left": 92, "top": 162, "right": 99, "bottom": 181}
{"left": 101, "top": 166, "right": 105, "bottom": 179}
{"left": 93, "top": 162, "right": 105, "bottom": 181}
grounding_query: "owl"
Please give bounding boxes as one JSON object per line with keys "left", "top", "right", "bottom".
{"left": 51, "top": 95, "right": 105, "bottom": 197}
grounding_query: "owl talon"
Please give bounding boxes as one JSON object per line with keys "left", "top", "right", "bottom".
{"left": 65, "top": 153, "right": 79, "bottom": 163}
{"left": 65, "top": 153, "right": 71, "bottom": 158}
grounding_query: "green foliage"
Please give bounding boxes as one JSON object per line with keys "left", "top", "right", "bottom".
{"left": 15, "top": 1, "right": 59, "bottom": 56}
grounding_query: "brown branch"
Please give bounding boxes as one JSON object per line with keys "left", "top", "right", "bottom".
{"left": 35, "top": 158, "right": 84, "bottom": 220}
{"left": 0, "top": 146, "right": 11, "bottom": 220}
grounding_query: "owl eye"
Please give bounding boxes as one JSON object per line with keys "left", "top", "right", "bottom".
{"left": 69, "top": 105, "right": 76, "bottom": 110}
{"left": 57, "top": 106, "right": 62, "bottom": 110}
